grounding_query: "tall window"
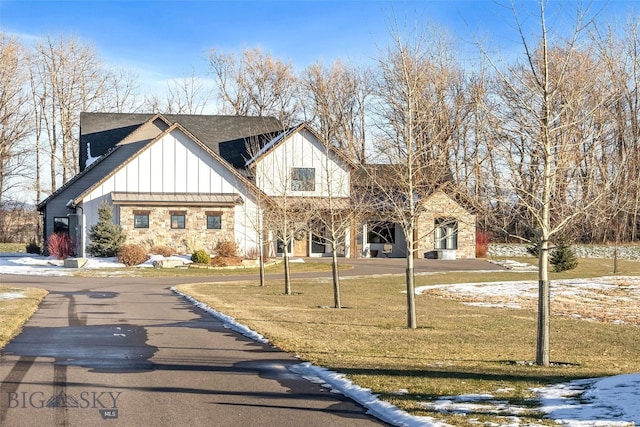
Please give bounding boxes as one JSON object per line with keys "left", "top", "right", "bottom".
{"left": 291, "top": 167, "right": 315, "bottom": 191}
{"left": 134, "top": 211, "right": 149, "bottom": 229}
{"left": 206, "top": 212, "right": 222, "bottom": 229}
{"left": 53, "top": 217, "right": 69, "bottom": 234}
{"left": 368, "top": 221, "right": 395, "bottom": 244}
{"left": 434, "top": 218, "right": 458, "bottom": 250}
{"left": 170, "top": 212, "right": 186, "bottom": 229}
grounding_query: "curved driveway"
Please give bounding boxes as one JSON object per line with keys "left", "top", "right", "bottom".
{"left": 0, "top": 258, "right": 500, "bottom": 426}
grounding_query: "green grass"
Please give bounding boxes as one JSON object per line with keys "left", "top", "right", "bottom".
{"left": 176, "top": 257, "right": 640, "bottom": 426}
{"left": 0, "top": 286, "right": 48, "bottom": 349}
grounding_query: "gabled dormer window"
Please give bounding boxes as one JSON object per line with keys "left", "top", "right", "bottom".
{"left": 291, "top": 168, "right": 315, "bottom": 191}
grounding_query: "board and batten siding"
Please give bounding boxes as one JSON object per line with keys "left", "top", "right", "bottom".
{"left": 255, "top": 129, "right": 350, "bottom": 198}
{"left": 79, "top": 128, "right": 261, "bottom": 255}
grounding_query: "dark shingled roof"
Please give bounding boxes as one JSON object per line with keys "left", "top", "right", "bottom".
{"left": 80, "top": 112, "right": 284, "bottom": 172}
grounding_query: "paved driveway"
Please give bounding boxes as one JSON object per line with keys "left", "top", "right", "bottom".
{"left": 0, "top": 258, "right": 501, "bottom": 426}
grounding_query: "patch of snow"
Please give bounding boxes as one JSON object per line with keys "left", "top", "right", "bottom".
{"left": 171, "top": 287, "right": 269, "bottom": 344}
{"left": 0, "top": 291, "right": 24, "bottom": 300}
{"left": 290, "top": 362, "right": 452, "bottom": 427}
{"left": 137, "top": 254, "right": 192, "bottom": 268}
{"left": 85, "top": 142, "right": 99, "bottom": 168}
{"left": 534, "top": 374, "right": 640, "bottom": 426}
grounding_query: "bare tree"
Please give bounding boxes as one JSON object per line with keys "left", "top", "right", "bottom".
{"left": 247, "top": 126, "right": 315, "bottom": 296}
{"left": 0, "top": 35, "right": 32, "bottom": 204}
{"left": 209, "top": 48, "right": 301, "bottom": 125}
{"left": 481, "top": 1, "right": 616, "bottom": 365}
{"left": 306, "top": 138, "right": 361, "bottom": 308}
{"left": 371, "top": 22, "right": 469, "bottom": 328}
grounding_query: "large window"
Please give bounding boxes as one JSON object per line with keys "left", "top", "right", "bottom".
{"left": 206, "top": 212, "right": 222, "bottom": 229}
{"left": 170, "top": 212, "right": 186, "bottom": 229}
{"left": 134, "top": 211, "right": 149, "bottom": 229}
{"left": 53, "top": 217, "right": 69, "bottom": 234}
{"left": 291, "top": 167, "right": 315, "bottom": 191}
{"left": 434, "top": 218, "right": 458, "bottom": 250}
{"left": 368, "top": 222, "right": 395, "bottom": 244}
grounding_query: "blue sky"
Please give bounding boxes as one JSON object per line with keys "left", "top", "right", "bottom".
{"left": 1, "top": 1, "right": 639, "bottom": 85}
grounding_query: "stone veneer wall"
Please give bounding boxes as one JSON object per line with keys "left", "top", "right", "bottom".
{"left": 416, "top": 192, "right": 476, "bottom": 259}
{"left": 118, "top": 205, "right": 235, "bottom": 254}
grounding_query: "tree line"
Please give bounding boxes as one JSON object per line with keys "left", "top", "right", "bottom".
{"left": 1, "top": 4, "right": 639, "bottom": 247}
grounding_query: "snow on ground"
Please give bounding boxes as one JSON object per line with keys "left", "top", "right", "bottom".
{"left": 416, "top": 277, "right": 640, "bottom": 326}
{"left": 0, "top": 290, "right": 24, "bottom": 300}
{"left": 2, "top": 256, "right": 639, "bottom": 426}
{"left": 0, "top": 253, "right": 192, "bottom": 276}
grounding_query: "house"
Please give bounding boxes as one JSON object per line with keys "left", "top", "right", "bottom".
{"left": 37, "top": 112, "right": 475, "bottom": 259}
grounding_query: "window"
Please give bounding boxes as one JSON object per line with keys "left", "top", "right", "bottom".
{"left": 434, "top": 218, "right": 458, "bottom": 250}
{"left": 133, "top": 211, "right": 149, "bottom": 229}
{"left": 53, "top": 217, "right": 69, "bottom": 234}
{"left": 277, "top": 239, "right": 293, "bottom": 254}
{"left": 291, "top": 167, "right": 315, "bottom": 191}
{"left": 368, "top": 222, "right": 395, "bottom": 244}
{"left": 206, "top": 213, "right": 222, "bottom": 229}
{"left": 170, "top": 212, "right": 186, "bottom": 229}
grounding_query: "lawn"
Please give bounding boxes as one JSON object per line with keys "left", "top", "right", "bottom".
{"left": 0, "top": 286, "right": 48, "bottom": 349}
{"left": 0, "top": 243, "right": 25, "bottom": 253}
{"left": 176, "top": 257, "right": 640, "bottom": 426}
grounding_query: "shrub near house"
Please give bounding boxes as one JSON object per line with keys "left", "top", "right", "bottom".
{"left": 87, "top": 202, "right": 126, "bottom": 257}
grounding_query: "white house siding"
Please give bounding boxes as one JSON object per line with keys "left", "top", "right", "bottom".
{"left": 256, "top": 129, "right": 350, "bottom": 198}
{"left": 79, "top": 128, "right": 261, "bottom": 255}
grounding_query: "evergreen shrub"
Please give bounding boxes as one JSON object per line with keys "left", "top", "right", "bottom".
{"left": 87, "top": 202, "right": 126, "bottom": 257}
{"left": 550, "top": 236, "right": 578, "bottom": 272}
{"left": 191, "top": 249, "right": 210, "bottom": 264}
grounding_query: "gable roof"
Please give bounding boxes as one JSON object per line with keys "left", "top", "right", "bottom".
{"left": 37, "top": 115, "right": 170, "bottom": 211}
{"left": 244, "top": 122, "right": 357, "bottom": 170}
{"left": 80, "top": 112, "right": 283, "bottom": 172}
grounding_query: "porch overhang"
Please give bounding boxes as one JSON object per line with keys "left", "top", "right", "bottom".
{"left": 111, "top": 192, "right": 244, "bottom": 207}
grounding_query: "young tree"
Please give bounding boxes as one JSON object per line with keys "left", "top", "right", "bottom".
{"left": 482, "top": 1, "right": 614, "bottom": 365}
{"left": 371, "top": 22, "right": 470, "bottom": 328}
{"left": 87, "top": 202, "right": 126, "bottom": 257}
{"left": 306, "top": 140, "right": 361, "bottom": 308}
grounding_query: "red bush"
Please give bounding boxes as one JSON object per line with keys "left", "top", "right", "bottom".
{"left": 475, "top": 230, "right": 490, "bottom": 258}
{"left": 47, "top": 232, "right": 75, "bottom": 260}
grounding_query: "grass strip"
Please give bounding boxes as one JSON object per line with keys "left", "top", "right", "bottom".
{"left": 0, "top": 286, "right": 48, "bottom": 349}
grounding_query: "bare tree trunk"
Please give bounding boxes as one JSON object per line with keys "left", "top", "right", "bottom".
{"left": 331, "top": 242, "right": 341, "bottom": 308}
{"left": 406, "top": 245, "right": 416, "bottom": 329}
{"left": 283, "top": 242, "right": 292, "bottom": 295}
